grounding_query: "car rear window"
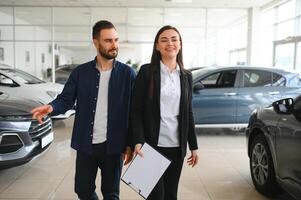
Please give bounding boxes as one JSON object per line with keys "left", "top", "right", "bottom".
{"left": 286, "top": 75, "right": 301, "bottom": 87}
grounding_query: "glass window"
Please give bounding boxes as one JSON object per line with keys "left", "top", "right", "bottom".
{"left": 261, "top": 9, "right": 275, "bottom": 27}
{"left": 296, "top": 42, "right": 301, "bottom": 71}
{"left": 114, "top": 25, "right": 127, "bottom": 42}
{"left": 0, "top": 68, "right": 44, "bottom": 84}
{"left": 15, "top": 26, "right": 52, "bottom": 41}
{"left": 183, "top": 42, "right": 205, "bottom": 68}
{"left": 53, "top": 7, "right": 90, "bottom": 25}
{"left": 0, "top": 42, "right": 13, "bottom": 66}
{"left": 0, "top": 7, "right": 13, "bottom": 24}
{"left": 54, "top": 26, "right": 90, "bottom": 41}
{"left": 272, "top": 73, "right": 286, "bottom": 86}
{"left": 229, "top": 49, "right": 246, "bottom": 65}
{"left": 274, "top": 43, "right": 295, "bottom": 70}
{"left": 277, "top": 0, "right": 296, "bottom": 22}
{"left": 277, "top": 20, "right": 295, "bottom": 39}
{"left": 299, "top": 17, "right": 301, "bottom": 35}
{"left": 164, "top": 8, "right": 205, "bottom": 27}
{"left": 178, "top": 27, "right": 204, "bottom": 43}
{"left": 127, "top": 27, "right": 157, "bottom": 43}
{"left": 260, "top": 43, "right": 273, "bottom": 66}
{"left": 91, "top": 8, "right": 127, "bottom": 24}
{"left": 15, "top": 42, "right": 52, "bottom": 79}
{"left": 0, "top": 74, "right": 15, "bottom": 86}
{"left": 243, "top": 70, "right": 272, "bottom": 87}
{"left": 287, "top": 75, "right": 301, "bottom": 87}
{"left": 15, "top": 7, "right": 51, "bottom": 25}
{"left": 201, "top": 70, "right": 237, "bottom": 88}
{"left": 261, "top": 26, "right": 274, "bottom": 43}
{"left": 128, "top": 8, "right": 163, "bottom": 26}
{"left": 55, "top": 42, "right": 94, "bottom": 66}
{"left": 201, "top": 72, "right": 219, "bottom": 87}
{"left": 207, "top": 9, "right": 247, "bottom": 67}
{"left": 0, "top": 26, "right": 13, "bottom": 40}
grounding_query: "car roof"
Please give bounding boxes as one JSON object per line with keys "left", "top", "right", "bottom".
{"left": 192, "top": 65, "right": 294, "bottom": 75}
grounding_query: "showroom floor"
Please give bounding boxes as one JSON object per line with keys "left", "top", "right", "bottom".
{"left": 0, "top": 117, "right": 294, "bottom": 200}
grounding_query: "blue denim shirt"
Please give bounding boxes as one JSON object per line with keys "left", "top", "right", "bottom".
{"left": 50, "top": 58, "right": 136, "bottom": 154}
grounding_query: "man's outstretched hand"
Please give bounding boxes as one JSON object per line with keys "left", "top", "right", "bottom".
{"left": 31, "top": 105, "right": 53, "bottom": 124}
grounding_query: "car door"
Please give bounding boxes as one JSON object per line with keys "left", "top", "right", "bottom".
{"left": 236, "top": 69, "right": 282, "bottom": 124}
{"left": 276, "top": 98, "right": 301, "bottom": 198}
{"left": 192, "top": 69, "right": 238, "bottom": 125}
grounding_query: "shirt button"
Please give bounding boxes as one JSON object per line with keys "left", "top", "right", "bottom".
{"left": 93, "top": 110, "right": 95, "bottom": 113}
{"left": 94, "top": 97, "right": 97, "bottom": 100}
{"left": 96, "top": 85, "right": 99, "bottom": 88}
{"left": 91, "top": 122, "right": 94, "bottom": 125}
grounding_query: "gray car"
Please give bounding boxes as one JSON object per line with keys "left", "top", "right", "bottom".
{"left": 55, "top": 64, "right": 78, "bottom": 85}
{"left": 246, "top": 96, "right": 301, "bottom": 199}
{"left": 0, "top": 91, "right": 53, "bottom": 169}
{"left": 0, "top": 65, "right": 75, "bottom": 120}
{"left": 192, "top": 66, "right": 301, "bottom": 129}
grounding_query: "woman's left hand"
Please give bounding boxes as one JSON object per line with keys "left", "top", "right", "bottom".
{"left": 187, "top": 150, "right": 199, "bottom": 167}
{"left": 122, "top": 146, "right": 134, "bottom": 165}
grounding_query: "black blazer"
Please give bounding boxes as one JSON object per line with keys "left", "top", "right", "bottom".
{"left": 130, "top": 63, "right": 198, "bottom": 158}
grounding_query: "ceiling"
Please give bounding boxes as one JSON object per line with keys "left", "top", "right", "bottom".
{"left": 0, "top": 0, "right": 276, "bottom": 9}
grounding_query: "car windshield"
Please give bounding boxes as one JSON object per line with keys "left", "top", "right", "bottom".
{"left": 191, "top": 68, "right": 212, "bottom": 80}
{"left": 56, "top": 65, "right": 77, "bottom": 72}
{"left": 0, "top": 69, "right": 45, "bottom": 84}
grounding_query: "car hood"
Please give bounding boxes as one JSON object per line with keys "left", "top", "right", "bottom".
{"left": 0, "top": 91, "right": 42, "bottom": 116}
{"left": 26, "top": 82, "right": 64, "bottom": 92}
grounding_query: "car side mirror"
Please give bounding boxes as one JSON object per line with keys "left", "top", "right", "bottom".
{"left": 193, "top": 82, "right": 204, "bottom": 93}
{"left": 272, "top": 98, "right": 294, "bottom": 115}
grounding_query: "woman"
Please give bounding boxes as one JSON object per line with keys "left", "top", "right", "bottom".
{"left": 130, "top": 25, "right": 199, "bottom": 200}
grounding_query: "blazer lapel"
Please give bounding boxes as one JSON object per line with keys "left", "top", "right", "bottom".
{"left": 179, "top": 70, "right": 186, "bottom": 122}
{"left": 153, "top": 65, "right": 161, "bottom": 109}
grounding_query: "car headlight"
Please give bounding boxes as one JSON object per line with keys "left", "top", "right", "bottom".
{"left": 47, "top": 91, "right": 59, "bottom": 99}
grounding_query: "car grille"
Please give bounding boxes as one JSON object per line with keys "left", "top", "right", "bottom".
{"left": 29, "top": 116, "right": 52, "bottom": 141}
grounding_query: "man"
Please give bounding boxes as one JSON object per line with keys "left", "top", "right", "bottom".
{"left": 31, "top": 20, "right": 135, "bottom": 200}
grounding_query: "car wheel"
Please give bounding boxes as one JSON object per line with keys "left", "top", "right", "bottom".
{"left": 250, "top": 134, "right": 281, "bottom": 196}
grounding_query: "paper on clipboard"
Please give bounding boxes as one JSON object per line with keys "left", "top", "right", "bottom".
{"left": 121, "top": 143, "right": 171, "bottom": 199}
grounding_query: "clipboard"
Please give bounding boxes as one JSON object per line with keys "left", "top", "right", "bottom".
{"left": 121, "top": 143, "right": 171, "bottom": 199}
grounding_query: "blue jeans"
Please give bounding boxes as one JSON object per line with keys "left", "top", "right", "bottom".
{"left": 75, "top": 142, "right": 122, "bottom": 200}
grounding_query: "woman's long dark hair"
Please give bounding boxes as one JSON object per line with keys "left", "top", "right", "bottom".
{"left": 150, "top": 25, "right": 184, "bottom": 69}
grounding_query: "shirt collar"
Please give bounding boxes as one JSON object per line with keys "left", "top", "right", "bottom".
{"left": 160, "top": 61, "right": 180, "bottom": 75}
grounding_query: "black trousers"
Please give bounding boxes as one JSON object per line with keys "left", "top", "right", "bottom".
{"left": 147, "top": 147, "right": 184, "bottom": 200}
{"left": 74, "top": 142, "right": 122, "bottom": 200}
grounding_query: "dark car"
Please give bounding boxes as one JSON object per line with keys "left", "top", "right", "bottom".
{"left": 192, "top": 66, "right": 301, "bottom": 130}
{"left": 0, "top": 91, "right": 53, "bottom": 169}
{"left": 55, "top": 64, "right": 77, "bottom": 84}
{"left": 246, "top": 96, "right": 301, "bottom": 199}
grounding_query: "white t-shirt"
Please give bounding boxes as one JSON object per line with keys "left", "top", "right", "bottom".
{"left": 93, "top": 68, "right": 112, "bottom": 144}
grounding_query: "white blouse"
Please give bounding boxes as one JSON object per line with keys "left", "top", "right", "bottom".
{"left": 158, "top": 61, "right": 181, "bottom": 147}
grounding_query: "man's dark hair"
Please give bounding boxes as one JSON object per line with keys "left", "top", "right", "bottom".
{"left": 150, "top": 25, "right": 184, "bottom": 69}
{"left": 92, "top": 20, "right": 115, "bottom": 39}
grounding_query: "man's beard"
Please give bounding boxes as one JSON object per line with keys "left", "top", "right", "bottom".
{"left": 98, "top": 46, "right": 118, "bottom": 60}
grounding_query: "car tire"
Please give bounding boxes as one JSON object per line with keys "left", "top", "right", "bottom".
{"left": 250, "top": 134, "right": 282, "bottom": 196}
